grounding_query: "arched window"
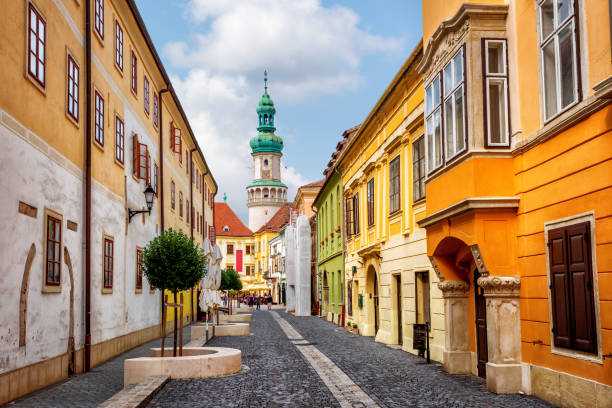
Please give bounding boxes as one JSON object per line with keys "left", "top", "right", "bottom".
{"left": 263, "top": 159, "right": 269, "bottom": 168}
{"left": 263, "top": 114, "right": 268, "bottom": 124}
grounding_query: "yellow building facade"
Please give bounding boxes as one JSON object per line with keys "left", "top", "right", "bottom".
{"left": 417, "top": 0, "right": 612, "bottom": 404}
{"left": 337, "top": 43, "right": 444, "bottom": 361}
{"left": 0, "top": 0, "right": 217, "bottom": 404}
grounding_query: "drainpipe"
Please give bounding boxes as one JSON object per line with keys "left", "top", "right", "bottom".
{"left": 84, "top": 0, "right": 92, "bottom": 372}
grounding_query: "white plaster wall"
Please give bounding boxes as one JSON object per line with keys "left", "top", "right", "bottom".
{"left": 0, "top": 114, "right": 84, "bottom": 373}
{"left": 90, "top": 107, "right": 161, "bottom": 344}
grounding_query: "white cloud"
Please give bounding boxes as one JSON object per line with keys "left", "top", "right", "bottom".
{"left": 165, "top": 0, "right": 401, "bottom": 221}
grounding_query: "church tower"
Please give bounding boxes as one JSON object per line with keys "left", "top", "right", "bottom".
{"left": 247, "top": 72, "right": 288, "bottom": 232}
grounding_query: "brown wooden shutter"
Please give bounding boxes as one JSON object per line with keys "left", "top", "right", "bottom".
{"left": 132, "top": 134, "right": 139, "bottom": 176}
{"left": 353, "top": 193, "right": 360, "bottom": 235}
{"left": 345, "top": 198, "right": 352, "bottom": 237}
{"left": 549, "top": 227, "right": 572, "bottom": 348}
{"left": 566, "top": 222, "right": 597, "bottom": 353}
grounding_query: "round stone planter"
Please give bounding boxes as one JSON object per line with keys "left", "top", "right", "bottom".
{"left": 191, "top": 322, "right": 250, "bottom": 339}
{"left": 220, "top": 313, "right": 252, "bottom": 323}
{"left": 124, "top": 347, "right": 241, "bottom": 386}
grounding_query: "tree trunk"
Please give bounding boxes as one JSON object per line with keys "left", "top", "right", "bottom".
{"left": 173, "top": 290, "right": 178, "bottom": 357}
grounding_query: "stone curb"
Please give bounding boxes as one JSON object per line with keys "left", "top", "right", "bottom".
{"left": 98, "top": 375, "right": 169, "bottom": 408}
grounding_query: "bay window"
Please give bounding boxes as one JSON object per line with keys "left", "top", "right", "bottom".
{"left": 483, "top": 39, "right": 509, "bottom": 146}
{"left": 425, "top": 75, "right": 442, "bottom": 173}
{"left": 539, "top": 0, "right": 579, "bottom": 121}
{"left": 443, "top": 48, "right": 465, "bottom": 160}
{"left": 425, "top": 47, "right": 466, "bottom": 173}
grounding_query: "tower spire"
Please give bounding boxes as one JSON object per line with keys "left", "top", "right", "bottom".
{"left": 264, "top": 70, "right": 268, "bottom": 93}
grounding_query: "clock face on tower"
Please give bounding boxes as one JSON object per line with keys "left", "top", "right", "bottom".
{"left": 246, "top": 72, "right": 288, "bottom": 233}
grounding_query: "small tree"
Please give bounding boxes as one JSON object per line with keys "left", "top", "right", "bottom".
{"left": 220, "top": 269, "right": 242, "bottom": 313}
{"left": 142, "top": 229, "right": 206, "bottom": 356}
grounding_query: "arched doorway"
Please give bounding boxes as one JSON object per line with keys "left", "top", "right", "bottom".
{"left": 365, "top": 265, "right": 379, "bottom": 337}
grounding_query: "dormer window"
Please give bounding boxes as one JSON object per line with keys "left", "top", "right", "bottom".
{"left": 223, "top": 225, "right": 229, "bottom": 232}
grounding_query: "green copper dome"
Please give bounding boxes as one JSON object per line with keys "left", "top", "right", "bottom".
{"left": 250, "top": 71, "right": 283, "bottom": 153}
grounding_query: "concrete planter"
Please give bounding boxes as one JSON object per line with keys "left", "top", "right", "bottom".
{"left": 191, "top": 323, "right": 250, "bottom": 338}
{"left": 352, "top": 328, "right": 359, "bottom": 335}
{"left": 124, "top": 347, "right": 241, "bottom": 386}
{"left": 220, "top": 313, "right": 252, "bottom": 323}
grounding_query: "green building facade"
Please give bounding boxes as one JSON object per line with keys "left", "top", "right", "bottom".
{"left": 314, "top": 170, "right": 344, "bottom": 324}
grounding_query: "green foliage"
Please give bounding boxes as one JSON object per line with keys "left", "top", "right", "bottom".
{"left": 352, "top": 323, "right": 358, "bottom": 328}
{"left": 220, "top": 269, "right": 243, "bottom": 291}
{"left": 142, "top": 229, "right": 206, "bottom": 292}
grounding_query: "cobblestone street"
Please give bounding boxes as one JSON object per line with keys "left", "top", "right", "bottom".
{"left": 150, "top": 310, "right": 553, "bottom": 408}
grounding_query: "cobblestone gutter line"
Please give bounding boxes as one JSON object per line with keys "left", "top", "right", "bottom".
{"left": 97, "top": 376, "right": 169, "bottom": 408}
{"left": 271, "top": 312, "right": 379, "bottom": 408}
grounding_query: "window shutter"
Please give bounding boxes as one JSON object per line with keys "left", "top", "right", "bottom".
{"left": 132, "top": 134, "right": 139, "bottom": 176}
{"left": 174, "top": 127, "right": 181, "bottom": 154}
{"left": 146, "top": 151, "right": 151, "bottom": 185}
{"left": 345, "top": 198, "right": 352, "bottom": 237}
{"left": 566, "top": 222, "right": 597, "bottom": 353}
{"left": 549, "top": 227, "right": 572, "bottom": 348}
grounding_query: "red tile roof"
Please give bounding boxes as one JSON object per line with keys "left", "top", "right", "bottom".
{"left": 301, "top": 178, "right": 325, "bottom": 189}
{"left": 214, "top": 202, "right": 253, "bottom": 237}
{"left": 256, "top": 203, "right": 294, "bottom": 234}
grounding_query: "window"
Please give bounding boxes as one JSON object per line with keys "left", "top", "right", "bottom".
{"left": 389, "top": 156, "right": 400, "bottom": 214}
{"left": 425, "top": 74, "right": 442, "bottom": 172}
{"left": 483, "top": 39, "right": 509, "bottom": 146}
{"left": 131, "top": 50, "right": 137, "bottom": 94}
{"left": 171, "top": 181, "right": 175, "bottom": 210}
{"left": 412, "top": 137, "right": 425, "bottom": 202}
{"left": 425, "top": 48, "right": 466, "bottom": 173}
{"left": 143, "top": 75, "right": 149, "bottom": 115}
{"left": 153, "top": 163, "right": 159, "bottom": 195}
{"left": 136, "top": 248, "right": 143, "bottom": 291}
{"left": 367, "top": 179, "right": 374, "bottom": 226}
{"left": 153, "top": 92, "right": 159, "bottom": 127}
{"left": 196, "top": 212, "right": 199, "bottom": 232}
{"left": 352, "top": 193, "right": 360, "bottom": 235}
{"left": 548, "top": 221, "right": 596, "bottom": 353}
{"left": 28, "top": 4, "right": 46, "bottom": 87}
{"left": 227, "top": 244, "right": 234, "bottom": 255}
{"left": 66, "top": 55, "right": 79, "bottom": 122}
{"left": 94, "top": 91, "right": 104, "bottom": 146}
{"left": 539, "top": 0, "right": 579, "bottom": 121}
{"left": 94, "top": 0, "right": 104, "bottom": 40}
{"left": 179, "top": 191, "right": 183, "bottom": 217}
{"left": 443, "top": 48, "right": 466, "bottom": 161}
{"left": 246, "top": 245, "right": 251, "bottom": 255}
{"left": 132, "top": 135, "right": 149, "bottom": 180}
{"left": 114, "top": 20, "right": 123, "bottom": 71}
{"left": 171, "top": 122, "right": 182, "bottom": 161}
{"left": 186, "top": 200, "right": 190, "bottom": 223}
{"left": 115, "top": 115, "right": 124, "bottom": 164}
{"left": 345, "top": 198, "right": 353, "bottom": 237}
{"left": 103, "top": 237, "right": 113, "bottom": 289}
{"left": 45, "top": 214, "right": 62, "bottom": 286}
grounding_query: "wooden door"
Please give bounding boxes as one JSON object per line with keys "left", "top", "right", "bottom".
{"left": 474, "top": 269, "right": 488, "bottom": 378}
{"left": 374, "top": 272, "right": 379, "bottom": 333}
{"left": 396, "top": 275, "right": 402, "bottom": 345}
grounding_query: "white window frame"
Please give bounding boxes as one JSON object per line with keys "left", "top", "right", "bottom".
{"left": 538, "top": 0, "right": 580, "bottom": 123}
{"left": 424, "top": 73, "right": 442, "bottom": 173}
{"left": 442, "top": 48, "right": 466, "bottom": 161}
{"left": 484, "top": 39, "right": 510, "bottom": 147}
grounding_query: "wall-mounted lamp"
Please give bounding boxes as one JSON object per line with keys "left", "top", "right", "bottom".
{"left": 128, "top": 185, "right": 155, "bottom": 223}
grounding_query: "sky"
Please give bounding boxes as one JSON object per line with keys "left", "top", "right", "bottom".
{"left": 135, "top": 0, "right": 423, "bottom": 223}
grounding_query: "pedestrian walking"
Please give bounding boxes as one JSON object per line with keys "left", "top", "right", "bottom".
{"left": 267, "top": 294, "right": 272, "bottom": 310}
{"left": 256, "top": 296, "right": 261, "bottom": 310}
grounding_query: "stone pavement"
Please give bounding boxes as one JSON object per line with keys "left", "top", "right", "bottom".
{"left": 3, "top": 326, "right": 192, "bottom": 408}
{"left": 151, "top": 310, "right": 553, "bottom": 408}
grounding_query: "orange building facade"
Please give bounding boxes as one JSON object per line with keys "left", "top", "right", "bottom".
{"left": 417, "top": 1, "right": 611, "bottom": 405}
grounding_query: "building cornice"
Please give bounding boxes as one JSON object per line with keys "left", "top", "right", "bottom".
{"left": 417, "top": 3, "right": 508, "bottom": 76}
{"left": 417, "top": 197, "right": 519, "bottom": 229}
